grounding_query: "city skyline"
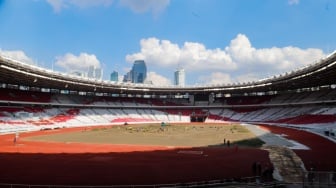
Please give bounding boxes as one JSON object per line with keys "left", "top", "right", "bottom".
{"left": 0, "top": 0, "right": 335, "bottom": 86}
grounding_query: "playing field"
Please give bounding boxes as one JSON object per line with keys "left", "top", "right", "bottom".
{"left": 1, "top": 123, "right": 335, "bottom": 186}
{"left": 23, "top": 123, "right": 264, "bottom": 147}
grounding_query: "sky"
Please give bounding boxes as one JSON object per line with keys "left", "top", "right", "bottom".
{"left": 0, "top": 0, "right": 335, "bottom": 86}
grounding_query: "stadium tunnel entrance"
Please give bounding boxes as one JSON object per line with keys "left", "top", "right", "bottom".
{"left": 190, "top": 114, "right": 208, "bottom": 122}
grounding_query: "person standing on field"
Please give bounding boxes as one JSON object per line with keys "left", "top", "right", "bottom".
{"left": 13, "top": 132, "right": 19, "bottom": 145}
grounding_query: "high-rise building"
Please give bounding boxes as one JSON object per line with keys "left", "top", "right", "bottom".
{"left": 94, "top": 68, "right": 103, "bottom": 80}
{"left": 87, "top": 66, "right": 95, "bottom": 78}
{"left": 132, "top": 60, "right": 147, "bottom": 83}
{"left": 87, "top": 65, "right": 103, "bottom": 80}
{"left": 110, "top": 71, "right": 118, "bottom": 82}
{"left": 123, "top": 71, "right": 132, "bottom": 83}
{"left": 174, "top": 68, "right": 185, "bottom": 87}
{"left": 122, "top": 60, "right": 147, "bottom": 83}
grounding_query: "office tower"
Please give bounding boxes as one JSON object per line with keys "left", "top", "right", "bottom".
{"left": 110, "top": 71, "right": 118, "bottom": 82}
{"left": 87, "top": 66, "right": 95, "bottom": 78}
{"left": 123, "top": 71, "right": 132, "bottom": 83}
{"left": 94, "top": 67, "right": 103, "bottom": 80}
{"left": 174, "top": 68, "right": 185, "bottom": 87}
{"left": 87, "top": 65, "right": 103, "bottom": 80}
{"left": 131, "top": 60, "right": 147, "bottom": 83}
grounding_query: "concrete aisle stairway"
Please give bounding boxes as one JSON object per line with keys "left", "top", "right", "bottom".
{"left": 263, "top": 145, "right": 306, "bottom": 183}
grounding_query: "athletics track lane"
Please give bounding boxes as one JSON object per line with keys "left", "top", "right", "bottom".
{"left": 0, "top": 127, "right": 270, "bottom": 186}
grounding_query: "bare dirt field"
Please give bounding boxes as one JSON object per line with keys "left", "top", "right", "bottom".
{"left": 23, "top": 123, "right": 263, "bottom": 147}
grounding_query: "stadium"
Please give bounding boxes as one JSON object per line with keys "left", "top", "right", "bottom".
{"left": 1, "top": 51, "right": 336, "bottom": 188}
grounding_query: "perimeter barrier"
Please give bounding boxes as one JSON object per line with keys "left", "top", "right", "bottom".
{"left": 1, "top": 172, "right": 336, "bottom": 188}
{"left": 0, "top": 176, "right": 274, "bottom": 188}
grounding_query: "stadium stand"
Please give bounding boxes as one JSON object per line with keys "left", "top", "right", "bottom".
{"left": 1, "top": 51, "right": 336, "bottom": 187}
{"left": 1, "top": 88, "right": 336, "bottom": 138}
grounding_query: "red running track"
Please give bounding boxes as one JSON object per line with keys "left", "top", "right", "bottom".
{"left": 259, "top": 125, "right": 336, "bottom": 171}
{"left": 0, "top": 127, "right": 270, "bottom": 186}
{"left": 1, "top": 125, "right": 335, "bottom": 186}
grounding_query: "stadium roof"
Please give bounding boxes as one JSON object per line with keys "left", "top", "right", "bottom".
{"left": 1, "top": 51, "right": 336, "bottom": 95}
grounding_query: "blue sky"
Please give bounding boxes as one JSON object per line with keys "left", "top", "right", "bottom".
{"left": 0, "top": 0, "right": 335, "bottom": 86}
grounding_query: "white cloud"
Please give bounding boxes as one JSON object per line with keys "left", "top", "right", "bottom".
{"left": 55, "top": 53, "right": 101, "bottom": 72}
{"left": 45, "top": 0, "right": 169, "bottom": 14}
{"left": 126, "top": 34, "right": 325, "bottom": 84}
{"left": 146, "top": 71, "right": 171, "bottom": 86}
{"left": 46, "top": 0, "right": 113, "bottom": 12}
{"left": 288, "top": 0, "right": 299, "bottom": 5}
{"left": 225, "top": 34, "right": 324, "bottom": 71}
{"left": 119, "top": 0, "right": 170, "bottom": 15}
{"left": 126, "top": 37, "right": 235, "bottom": 71}
{"left": 46, "top": 0, "right": 64, "bottom": 12}
{"left": 235, "top": 73, "right": 261, "bottom": 84}
{"left": 0, "top": 49, "right": 35, "bottom": 65}
{"left": 197, "top": 72, "right": 265, "bottom": 86}
{"left": 198, "top": 72, "right": 232, "bottom": 85}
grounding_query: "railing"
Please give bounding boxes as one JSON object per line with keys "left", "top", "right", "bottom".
{"left": 302, "top": 171, "right": 336, "bottom": 188}
{"left": 1, "top": 172, "right": 335, "bottom": 188}
{"left": 0, "top": 176, "right": 268, "bottom": 188}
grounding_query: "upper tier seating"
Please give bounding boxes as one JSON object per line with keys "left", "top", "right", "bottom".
{"left": 0, "top": 88, "right": 51, "bottom": 103}
{"left": 0, "top": 88, "right": 336, "bottom": 137}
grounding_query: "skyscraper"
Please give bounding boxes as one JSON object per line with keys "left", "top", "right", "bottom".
{"left": 110, "top": 71, "right": 118, "bottom": 82}
{"left": 94, "top": 67, "right": 103, "bottom": 80}
{"left": 123, "top": 71, "right": 132, "bottom": 83}
{"left": 87, "top": 66, "right": 95, "bottom": 78}
{"left": 174, "top": 68, "right": 185, "bottom": 87}
{"left": 131, "top": 60, "right": 147, "bottom": 83}
{"left": 87, "top": 65, "right": 103, "bottom": 80}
